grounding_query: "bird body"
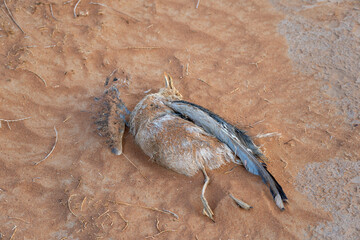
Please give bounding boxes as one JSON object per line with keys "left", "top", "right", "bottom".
{"left": 129, "top": 89, "right": 235, "bottom": 176}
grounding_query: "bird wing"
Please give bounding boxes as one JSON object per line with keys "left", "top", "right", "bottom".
{"left": 166, "top": 100, "right": 288, "bottom": 210}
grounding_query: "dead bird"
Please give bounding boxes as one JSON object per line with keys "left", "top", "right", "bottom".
{"left": 98, "top": 73, "right": 287, "bottom": 221}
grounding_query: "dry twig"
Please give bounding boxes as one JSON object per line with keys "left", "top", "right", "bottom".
{"left": 49, "top": 3, "right": 58, "bottom": 21}
{"left": 34, "top": 126, "right": 58, "bottom": 165}
{"left": 229, "top": 193, "right": 252, "bottom": 210}
{"left": 20, "top": 68, "right": 47, "bottom": 87}
{"left": 67, "top": 194, "right": 78, "bottom": 217}
{"left": 3, "top": 0, "right": 25, "bottom": 34}
{"left": 9, "top": 226, "right": 17, "bottom": 240}
{"left": 161, "top": 209, "right": 179, "bottom": 219}
{"left": 0, "top": 117, "right": 31, "bottom": 129}
{"left": 123, "top": 153, "right": 149, "bottom": 181}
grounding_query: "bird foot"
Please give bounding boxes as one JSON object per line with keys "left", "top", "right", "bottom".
{"left": 201, "top": 197, "right": 215, "bottom": 222}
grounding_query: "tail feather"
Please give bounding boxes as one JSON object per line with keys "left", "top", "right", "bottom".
{"left": 266, "top": 167, "right": 288, "bottom": 201}
{"left": 167, "top": 100, "right": 287, "bottom": 209}
{"left": 234, "top": 128, "right": 267, "bottom": 163}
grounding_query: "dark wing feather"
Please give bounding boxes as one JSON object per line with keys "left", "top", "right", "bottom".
{"left": 166, "top": 100, "right": 287, "bottom": 209}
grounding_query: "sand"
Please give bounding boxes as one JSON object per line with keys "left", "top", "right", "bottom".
{"left": 0, "top": 0, "right": 359, "bottom": 239}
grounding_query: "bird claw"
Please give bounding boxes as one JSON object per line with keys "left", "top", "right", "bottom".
{"left": 202, "top": 200, "right": 215, "bottom": 222}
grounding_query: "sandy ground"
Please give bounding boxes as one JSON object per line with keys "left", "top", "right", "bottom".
{"left": 0, "top": 0, "right": 359, "bottom": 239}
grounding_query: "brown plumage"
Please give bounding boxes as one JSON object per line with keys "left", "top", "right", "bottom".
{"left": 95, "top": 86, "right": 128, "bottom": 155}
{"left": 97, "top": 73, "right": 287, "bottom": 221}
{"left": 129, "top": 77, "right": 235, "bottom": 177}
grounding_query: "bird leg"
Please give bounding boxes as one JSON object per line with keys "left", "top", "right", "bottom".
{"left": 201, "top": 168, "right": 215, "bottom": 222}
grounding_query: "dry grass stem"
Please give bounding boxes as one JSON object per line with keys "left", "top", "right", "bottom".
{"left": 250, "top": 58, "right": 265, "bottom": 68}
{"left": 0, "top": 117, "right": 31, "bottom": 129}
{"left": 63, "top": 116, "right": 72, "bottom": 122}
{"left": 122, "top": 153, "right": 149, "bottom": 181}
{"left": 20, "top": 68, "right": 47, "bottom": 87}
{"left": 9, "top": 226, "right": 17, "bottom": 240}
{"left": 196, "top": 0, "right": 200, "bottom": 9}
{"left": 113, "top": 211, "right": 129, "bottom": 232}
{"left": 76, "top": 178, "right": 81, "bottom": 189}
{"left": 106, "top": 213, "right": 114, "bottom": 226}
{"left": 89, "top": 2, "right": 140, "bottom": 22}
{"left": 34, "top": 126, "right": 58, "bottom": 165}
{"left": 155, "top": 218, "right": 161, "bottom": 232}
{"left": 145, "top": 218, "right": 176, "bottom": 239}
{"left": 49, "top": 3, "right": 58, "bottom": 20}
{"left": 247, "top": 119, "right": 265, "bottom": 128}
{"left": 8, "top": 216, "right": 30, "bottom": 224}
{"left": 255, "top": 132, "right": 281, "bottom": 139}
{"left": 97, "top": 209, "right": 109, "bottom": 219}
{"left": 224, "top": 165, "right": 238, "bottom": 174}
{"left": 185, "top": 63, "right": 189, "bottom": 76}
{"left": 161, "top": 209, "right": 179, "bottom": 219}
{"left": 112, "top": 200, "right": 179, "bottom": 219}
{"left": 145, "top": 229, "right": 176, "bottom": 239}
{"left": 80, "top": 196, "right": 87, "bottom": 211}
{"left": 197, "top": 78, "right": 210, "bottom": 86}
{"left": 280, "top": 158, "right": 288, "bottom": 169}
{"left": 67, "top": 194, "right": 78, "bottom": 217}
{"left": 74, "top": 0, "right": 81, "bottom": 18}
{"left": 108, "top": 68, "right": 118, "bottom": 77}
{"left": 3, "top": 0, "right": 25, "bottom": 34}
{"left": 100, "top": 213, "right": 113, "bottom": 230}
{"left": 229, "top": 193, "right": 252, "bottom": 210}
{"left": 229, "top": 87, "right": 240, "bottom": 94}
